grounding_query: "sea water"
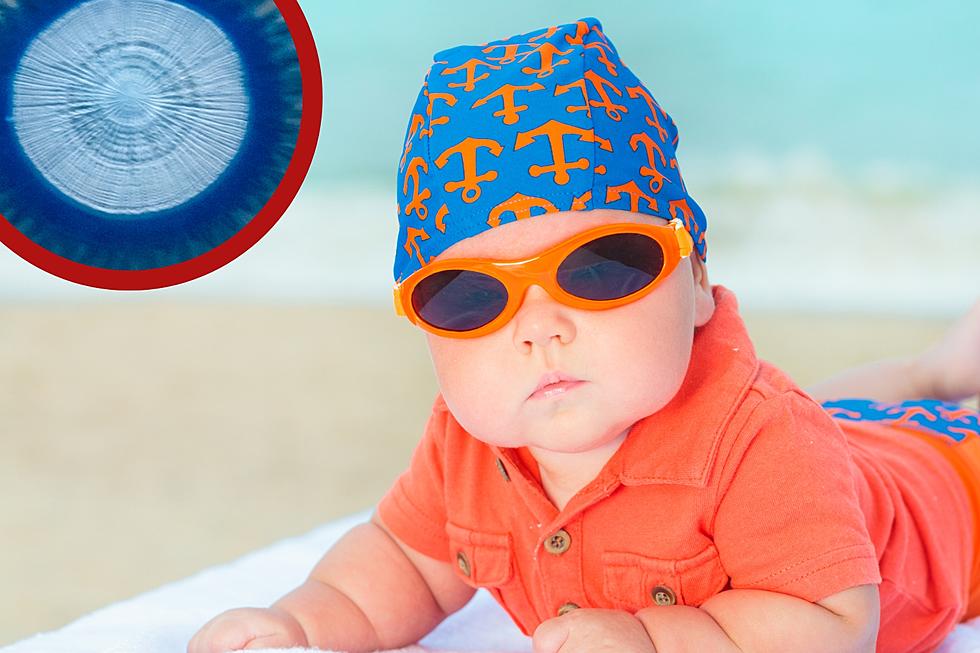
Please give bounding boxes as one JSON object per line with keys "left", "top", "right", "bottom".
{"left": 1, "top": 1, "right": 976, "bottom": 315}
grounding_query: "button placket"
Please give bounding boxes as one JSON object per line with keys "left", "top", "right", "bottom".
{"left": 544, "top": 528, "right": 571, "bottom": 555}
{"left": 490, "top": 448, "right": 559, "bottom": 528}
{"left": 495, "top": 457, "right": 511, "bottom": 482}
{"left": 651, "top": 584, "right": 676, "bottom": 606}
{"left": 537, "top": 520, "right": 585, "bottom": 618}
{"left": 557, "top": 602, "right": 579, "bottom": 616}
{"left": 456, "top": 551, "right": 471, "bottom": 577}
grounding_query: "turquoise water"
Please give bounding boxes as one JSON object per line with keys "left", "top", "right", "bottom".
{"left": 1, "top": 2, "right": 976, "bottom": 312}
{"left": 301, "top": 1, "right": 980, "bottom": 185}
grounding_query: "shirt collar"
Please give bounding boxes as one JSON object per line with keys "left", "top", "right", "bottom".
{"left": 605, "top": 283, "right": 760, "bottom": 486}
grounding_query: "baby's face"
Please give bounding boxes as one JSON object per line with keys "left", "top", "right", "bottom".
{"left": 424, "top": 209, "right": 716, "bottom": 456}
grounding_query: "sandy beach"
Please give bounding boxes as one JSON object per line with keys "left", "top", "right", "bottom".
{"left": 0, "top": 302, "right": 968, "bottom": 645}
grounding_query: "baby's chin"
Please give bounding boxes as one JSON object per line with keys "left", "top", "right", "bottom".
{"left": 451, "top": 384, "right": 639, "bottom": 451}
{"left": 473, "top": 414, "right": 629, "bottom": 453}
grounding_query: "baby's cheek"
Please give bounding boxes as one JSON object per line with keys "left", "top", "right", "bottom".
{"left": 448, "top": 393, "right": 521, "bottom": 447}
{"left": 607, "top": 330, "right": 692, "bottom": 414}
{"left": 432, "top": 347, "right": 516, "bottom": 439}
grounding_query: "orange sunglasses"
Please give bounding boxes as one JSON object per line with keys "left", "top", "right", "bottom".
{"left": 393, "top": 218, "right": 694, "bottom": 339}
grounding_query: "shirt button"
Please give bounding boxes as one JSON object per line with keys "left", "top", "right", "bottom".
{"left": 557, "top": 602, "right": 580, "bottom": 616}
{"left": 544, "top": 528, "right": 571, "bottom": 554}
{"left": 651, "top": 585, "right": 676, "bottom": 606}
{"left": 456, "top": 551, "right": 471, "bottom": 577}
{"left": 495, "top": 458, "right": 511, "bottom": 482}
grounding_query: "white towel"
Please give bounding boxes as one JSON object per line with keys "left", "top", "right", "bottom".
{"left": 2, "top": 509, "right": 979, "bottom": 653}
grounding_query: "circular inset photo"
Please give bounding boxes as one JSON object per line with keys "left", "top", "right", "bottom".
{"left": 0, "top": 0, "right": 321, "bottom": 290}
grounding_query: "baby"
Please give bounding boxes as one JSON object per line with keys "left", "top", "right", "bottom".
{"left": 189, "top": 17, "right": 980, "bottom": 653}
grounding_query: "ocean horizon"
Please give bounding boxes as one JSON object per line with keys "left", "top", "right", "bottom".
{"left": 1, "top": 147, "right": 976, "bottom": 317}
{"left": 1, "top": 2, "right": 976, "bottom": 316}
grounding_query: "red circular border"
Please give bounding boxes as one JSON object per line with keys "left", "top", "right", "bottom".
{"left": 0, "top": 0, "right": 323, "bottom": 291}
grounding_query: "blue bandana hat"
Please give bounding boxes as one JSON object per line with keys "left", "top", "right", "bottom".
{"left": 393, "top": 16, "right": 707, "bottom": 283}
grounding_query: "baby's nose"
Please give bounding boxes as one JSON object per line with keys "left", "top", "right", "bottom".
{"left": 512, "top": 284, "right": 576, "bottom": 350}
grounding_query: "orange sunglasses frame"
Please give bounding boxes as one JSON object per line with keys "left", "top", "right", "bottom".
{"left": 393, "top": 217, "right": 694, "bottom": 339}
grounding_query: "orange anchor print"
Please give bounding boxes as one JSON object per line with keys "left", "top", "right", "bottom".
{"left": 570, "top": 189, "right": 592, "bottom": 211}
{"left": 399, "top": 113, "right": 425, "bottom": 172}
{"left": 939, "top": 406, "right": 977, "bottom": 422}
{"left": 606, "top": 180, "right": 658, "bottom": 212}
{"left": 472, "top": 83, "right": 545, "bottom": 125}
{"left": 514, "top": 119, "right": 612, "bottom": 185}
{"left": 668, "top": 198, "right": 693, "bottom": 224}
{"left": 890, "top": 404, "right": 974, "bottom": 439}
{"left": 629, "top": 132, "right": 669, "bottom": 193}
{"left": 554, "top": 78, "right": 591, "bottom": 117}
{"left": 890, "top": 406, "right": 941, "bottom": 431}
{"left": 486, "top": 193, "right": 559, "bottom": 227}
{"left": 584, "top": 41, "right": 618, "bottom": 76}
{"left": 434, "top": 204, "right": 449, "bottom": 233}
{"left": 434, "top": 137, "right": 504, "bottom": 203}
{"left": 441, "top": 58, "right": 501, "bottom": 92}
{"left": 521, "top": 42, "right": 573, "bottom": 78}
{"left": 826, "top": 406, "right": 864, "bottom": 419}
{"left": 560, "top": 21, "right": 616, "bottom": 74}
{"left": 403, "top": 156, "right": 431, "bottom": 220}
{"left": 669, "top": 158, "right": 692, "bottom": 194}
{"left": 403, "top": 226, "right": 430, "bottom": 267}
{"left": 482, "top": 43, "right": 538, "bottom": 65}
{"left": 669, "top": 198, "right": 705, "bottom": 248}
{"left": 563, "top": 20, "right": 590, "bottom": 45}
{"left": 583, "top": 69, "right": 627, "bottom": 120}
{"left": 529, "top": 26, "right": 560, "bottom": 42}
{"left": 421, "top": 90, "right": 457, "bottom": 138}
{"left": 590, "top": 23, "right": 611, "bottom": 45}
{"left": 626, "top": 85, "right": 669, "bottom": 143}
{"left": 949, "top": 425, "right": 976, "bottom": 439}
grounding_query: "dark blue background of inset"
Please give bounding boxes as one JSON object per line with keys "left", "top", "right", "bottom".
{"left": 0, "top": 0, "right": 303, "bottom": 270}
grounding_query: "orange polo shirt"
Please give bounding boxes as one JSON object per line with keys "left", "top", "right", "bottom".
{"left": 377, "top": 285, "right": 976, "bottom": 653}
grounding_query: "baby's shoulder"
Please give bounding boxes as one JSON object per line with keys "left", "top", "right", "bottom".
{"left": 713, "top": 364, "right": 849, "bottom": 478}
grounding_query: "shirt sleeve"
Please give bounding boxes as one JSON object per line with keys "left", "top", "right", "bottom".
{"left": 375, "top": 395, "right": 451, "bottom": 562}
{"left": 712, "top": 391, "right": 882, "bottom": 603}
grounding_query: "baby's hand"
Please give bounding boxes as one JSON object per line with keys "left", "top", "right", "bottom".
{"left": 532, "top": 607, "right": 657, "bottom": 653}
{"left": 186, "top": 607, "right": 309, "bottom": 653}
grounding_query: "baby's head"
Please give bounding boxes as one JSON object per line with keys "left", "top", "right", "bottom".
{"left": 392, "top": 18, "right": 714, "bottom": 455}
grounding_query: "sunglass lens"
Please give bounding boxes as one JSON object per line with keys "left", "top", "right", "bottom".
{"left": 556, "top": 233, "right": 665, "bottom": 300}
{"left": 412, "top": 270, "right": 508, "bottom": 332}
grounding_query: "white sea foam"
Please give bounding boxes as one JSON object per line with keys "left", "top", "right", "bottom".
{"left": 11, "top": 0, "right": 248, "bottom": 215}
{"left": 0, "top": 151, "right": 976, "bottom": 316}
{"left": 685, "top": 149, "right": 979, "bottom": 316}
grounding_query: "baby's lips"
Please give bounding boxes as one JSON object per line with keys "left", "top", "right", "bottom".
{"left": 529, "top": 370, "right": 584, "bottom": 397}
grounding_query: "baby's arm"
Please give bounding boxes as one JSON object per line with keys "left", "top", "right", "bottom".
{"left": 634, "top": 584, "right": 879, "bottom": 653}
{"left": 804, "top": 355, "right": 930, "bottom": 404}
{"left": 805, "top": 298, "right": 980, "bottom": 405}
{"left": 187, "top": 512, "right": 476, "bottom": 653}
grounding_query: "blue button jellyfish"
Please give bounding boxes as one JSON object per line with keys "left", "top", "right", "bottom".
{"left": 0, "top": 0, "right": 318, "bottom": 285}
